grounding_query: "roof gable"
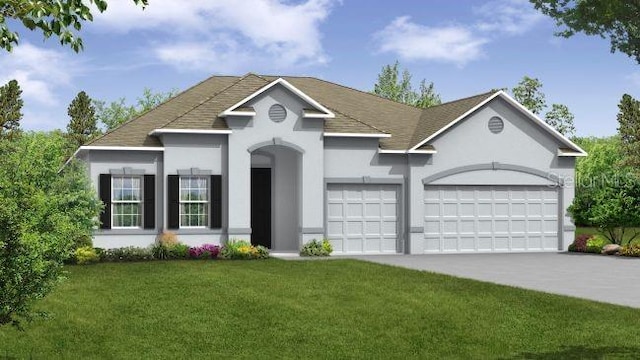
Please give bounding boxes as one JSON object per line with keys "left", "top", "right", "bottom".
{"left": 219, "top": 77, "right": 334, "bottom": 119}
{"left": 410, "top": 91, "right": 586, "bottom": 156}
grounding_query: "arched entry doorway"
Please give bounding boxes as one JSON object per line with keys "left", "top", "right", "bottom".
{"left": 250, "top": 145, "right": 301, "bottom": 251}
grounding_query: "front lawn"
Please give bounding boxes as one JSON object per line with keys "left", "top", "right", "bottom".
{"left": 1, "top": 260, "right": 638, "bottom": 359}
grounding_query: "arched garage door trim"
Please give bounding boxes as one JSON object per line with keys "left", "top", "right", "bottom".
{"left": 421, "top": 162, "right": 563, "bottom": 186}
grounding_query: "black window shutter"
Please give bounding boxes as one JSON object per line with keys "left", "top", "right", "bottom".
{"left": 210, "top": 175, "right": 222, "bottom": 229}
{"left": 143, "top": 175, "right": 155, "bottom": 229}
{"left": 168, "top": 175, "right": 180, "bottom": 229}
{"left": 99, "top": 174, "right": 111, "bottom": 229}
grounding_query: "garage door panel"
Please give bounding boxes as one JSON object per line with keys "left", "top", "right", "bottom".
{"left": 327, "top": 184, "right": 400, "bottom": 254}
{"left": 460, "top": 237, "right": 476, "bottom": 250}
{"left": 478, "top": 236, "right": 492, "bottom": 250}
{"left": 365, "top": 221, "right": 381, "bottom": 234}
{"left": 529, "top": 236, "right": 542, "bottom": 249}
{"left": 347, "top": 204, "right": 362, "bottom": 217}
{"left": 443, "top": 237, "right": 458, "bottom": 250}
{"left": 346, "top": 221, "right": 362, "bottom": 235}
{"left": 495, "top": 203, "right": 509, "bottom": 216}
{"left": 424, "top": 185, "right": 559, "bottom": 253}
{"left": 494, "top": 236, "right": 510, "bottom": 250}
{"left": 512, "top": 220, "right": 526, "bottom": 233}
{"left": 478, "top": 220, "right": 492, "bottom": 233}
{"left": 460, "top": 203, "right": 474, "bottom": 216}
{"left": 328, "top": 203, "right": 343, "bottom": 217}
{"left": 460, "top": 220, "right": 475, "bottom": 233}
{"left": 511, "top": 236, "right": 526, "bottom": 250}
{"left": 365, "top": 203, "right": 381, "bottom": 217}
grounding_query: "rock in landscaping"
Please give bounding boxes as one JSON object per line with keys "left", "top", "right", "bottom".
{"left": 601, "top": 244, "right": 621, "bottom": 255}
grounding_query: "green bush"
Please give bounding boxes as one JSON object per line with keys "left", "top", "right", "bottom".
{"left": 152, "top": 232, "right": 188, "bottom": 260}
{"left": 100, "top": 246, "right": 154, "bottom": 262}
{"left": 74, "top": 246, "right": 99, "bottom": 265}
{"left": 619, "top": 244, "right": 640, "bottom": 257}
{"left": 220, "top": 239, "right": 269, "bottom": 260}
{"left": 586, "top": 235, "right": 609, "bottom": 253}
{"left": 300, "top": 239, "right": 333, "bottom": 257}
{"left": 168, "top": 243, "right": 190, "bottom": 259}
{"left": 151, "top": 243, "right": 169, "bottom": 260}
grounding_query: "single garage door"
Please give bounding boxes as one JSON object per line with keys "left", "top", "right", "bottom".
{"left": 327, "top": 184, "right": 399, "bottom": 254}
{"left": 424, "top": 185, "right": 559, "bottom": 253}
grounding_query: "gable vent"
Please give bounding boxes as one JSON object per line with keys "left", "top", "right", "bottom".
{"left": 269, "top": 104, "right": 287, "bottom": 122}
{"left": 488, "top": 116, "right": 504, "bottom": 134}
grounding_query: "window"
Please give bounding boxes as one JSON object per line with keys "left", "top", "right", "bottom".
{"left": 180, "top": 176, "right": 209, "bottom": 228}
{"left": 112, "top": 176, "right": 142, "bottom": 228}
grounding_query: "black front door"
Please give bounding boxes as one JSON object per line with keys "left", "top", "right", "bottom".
{"left": 251, "top": 168, "right": 272, "bottom": 248}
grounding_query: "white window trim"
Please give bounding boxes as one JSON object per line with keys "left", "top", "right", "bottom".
{"left": 111, "top": 176, "right": 143, "bottom": 229}
{"left": 179, "top": 176, "right": 210, "bottom": 229}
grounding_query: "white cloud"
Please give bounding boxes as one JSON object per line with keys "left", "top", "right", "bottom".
{"left": 375, "top": 0, "right": 543, "bottom": 66}
{"left": 0, "top": 43, "right": 78, "bottom": 106}
{"left": 92, "top": 0, "right": 336, "bottom": 72}
{"left": 375, "top": 16, "right": 487, "bottom": 66}
{"left": 474, "top": 0, "right": 544, "bottom": 35}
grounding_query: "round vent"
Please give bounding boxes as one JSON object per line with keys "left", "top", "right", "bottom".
{"left": 488, "top": 116, "right": 504, "bottom": 134}
{"left": 268, "top": 104, "right": 287, "bottom": 122}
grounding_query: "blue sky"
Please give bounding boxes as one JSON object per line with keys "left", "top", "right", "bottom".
{"left": 2, "top": 0, "right": 638, "bottom": 137}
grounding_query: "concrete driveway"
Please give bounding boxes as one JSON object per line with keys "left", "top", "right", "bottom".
{"left": 348, "top": 253, "right": 640, "bottom": 308}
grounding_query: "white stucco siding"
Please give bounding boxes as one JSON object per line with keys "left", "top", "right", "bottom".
{"left": 323, "top": 137, "right": 407, "bottom": 179}
{"left": 409, "top": 97, "right": 576, "bottom": 253}
{"left": 161, "top": 134, "right": 226, "bottom": 175}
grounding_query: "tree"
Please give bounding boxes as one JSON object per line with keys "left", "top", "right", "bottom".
{"left": 574, "top": 174, "right": 640, "bottom": 245}
{"left": 414, "top": 80, "right": 442, "bottom": 109}
{"left": 569, "top": 135, "right": 640, "bottom": 245}
{"left": 0, "top": 131, "right": 102, "bottom": 327}
{"left": 0, "top": 79, "right": 23, "bottom": 140}
{"left": 511, "top": 76, "right": 576, "bottom": 136}
{"left": 95, "top": 88, "right": 178, "bottom": 131}
{"left": 67, "top": 91, "right": 98, "bottom": 148}
{"left": 530, "top": 0, "right": 640, "bottom": 64}
{"left": 373, "top": 61, "right": 441, "bottom": 108}
{"left": 570, "top": 136, "right": 623, "bottom": 226}
{"left": 512, "top": 76, "right": 546, "bottom": 115}
{"left": 617, "top": 94, "right": 640, "bottom": 168}
{"left": 545, "top": 103, "right": 576, "bottom": 137}
{"left": 0, "top": 0, "right": 148, "bottom": 52}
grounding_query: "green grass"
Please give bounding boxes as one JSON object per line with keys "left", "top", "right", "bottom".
{"left": 576, "top": 227, "right": 640, "bottom": 245}
{"left": 1, "top": 260, "right": 639, "bottom": 359}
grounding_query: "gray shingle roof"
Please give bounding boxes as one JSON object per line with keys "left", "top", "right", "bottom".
{"left": 88, "top": 73, "right": 497, "bottom": 150}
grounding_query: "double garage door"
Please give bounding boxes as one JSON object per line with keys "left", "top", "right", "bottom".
{"left": 424, "top": 185, "right": 559, "bottom": 253}
{"left": 326, "top": 184, "right": 400, "bottom": 254}
{"left": 325, "top": 184, "right": 559, "bottom": 254}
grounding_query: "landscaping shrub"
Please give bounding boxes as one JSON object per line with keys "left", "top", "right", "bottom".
{"left": 300, "top": 239, "right": 333, "bottom": 257}
{"left": 568, "top": 234, "right": 591, "bottom": 252}
{"left": 74, "top": 246, "right": 99, "bottom": 265}
{"left": 586, "top": 235, "right": 609, "bottom": 253}
{"left": 168, "top": 243, "right": 190, "bottom": 259}
{"left": 619, "top": 243, "right": 640, "bottom": 257}
{"left": 153, "top": 232, "right": 187, "bottom": 260}
{"left": 220, "top": 240, "right": 269, "bottom": 260}
{"left": 100, "top": 246, "right": 154, "bottom": 262}
{"left": 158, "top": 231, "right": 179, "bottom": 248}
{"left": 151, "top": 243, "right": 170, "bottom": 260}
{"left": 188, "top": 244, "right": 220, "bottom": 259}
